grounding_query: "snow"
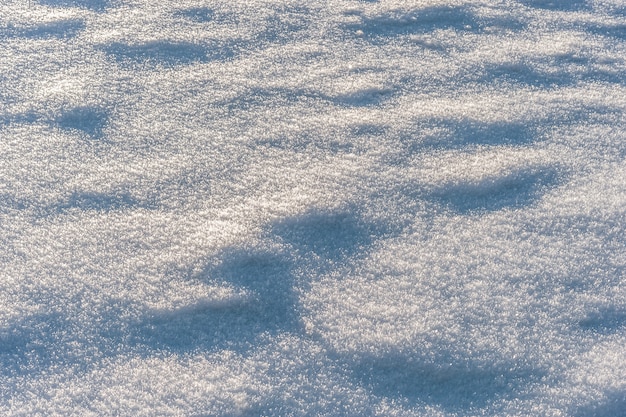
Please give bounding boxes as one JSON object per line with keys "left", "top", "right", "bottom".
{"left": 1, "top": 0, "right": 625, "bottom": 415}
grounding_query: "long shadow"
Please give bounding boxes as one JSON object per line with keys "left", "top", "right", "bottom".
{"left": 423, "top": 120, "right": 536, "bottom": 149}
{"left": 272, "top": 209, "right": 376, "bottom": 261}
{"left": 130, "top": 209, "right": 377, "bottom": 355}
{"left": 345, "top": 6, "right": 481, "bottom": 40}
{"left": 0, "top": 311, "right": 97, "bottom": 377}
{"left": 55, "top": 191, "right": 138, "bottom": 213}
{"left": 56, "top": 106, "right": 109, "bottom": 139}
{"left": 572, "top": 393, "right": 626, "bottom": 417}
{"left": 430, "top": 166, "right": 562, "bottom": 214}
{"left": 482, "top": 62, "right": 576, "bottom": 88}
{"left": 588, "top": 23, "right": 626, "bottom": 41}
{"left": 218, "top": 87, "right": 315, "bottom": 113}
{"left": 4, "top": 19, "right": 85, "bottom": 40}
{"left": 0, "top": 190, "right": 146, "bottom": 218}
{"left": 351, "top": 353, "right": 540, "bottom": 412}
{"left": 218, "top": 84, "right": 393, "bottom": 111}
{"left": 344, "top": 5, "right": 525, "bottom": 41}
{"left": 0, "top": 194, "right": 27, "bottom": 214}
{"left": 0, "top": 112, "right": 39, "bottom": 127}
{"left": 331, "top": 87, "right": 395, "bottom": 108}
{"left": 38, "top": 0, "right": 112, "bottom": 12}
{"left": 484, "top": 58, "right": 626, "bottom": 87}
{"left": 132, "top": 249, "right": 298, "bottom": 354}
{"left": 578, "top": 306, "right": 626, "bottom": 334}
{"left": 387, "top": 119, "right": 539, "bottom": 166}
{"left": 0, "top": 312, "right": 60, "bottom": 376}
{"left": 174, "top": 7, "right": 215, "bottom": 23}
{"left": 518, "top": 0, "right": 591, "bottom": 12}
{"left": 257, "top": 5, "right": 311, "bottom": 44}
{"left": 395, "top": 100, "right": 618, "bottom": 165}
{"left": 103, "top": 41, "right": 232, "bottom": 69}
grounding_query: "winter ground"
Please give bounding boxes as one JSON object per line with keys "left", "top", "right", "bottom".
{"left": 1, "top": 0, "right": 625, "bottom": 415}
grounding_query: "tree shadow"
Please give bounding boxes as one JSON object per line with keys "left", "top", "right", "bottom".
{"left": 430, "top": 166, "right": 562, "bottom": 214}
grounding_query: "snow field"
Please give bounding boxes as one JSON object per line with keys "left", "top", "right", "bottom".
{"left": 1, "top": 0, "right": 625, "bottom": 415}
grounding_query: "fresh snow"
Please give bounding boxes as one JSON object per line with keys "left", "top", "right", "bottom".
{"left": 1, "top": 0, "right": 625, "bottom": 416}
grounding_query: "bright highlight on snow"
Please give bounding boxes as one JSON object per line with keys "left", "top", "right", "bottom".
{"left": 1, "top": 0, "right": 625, "bottom": 415}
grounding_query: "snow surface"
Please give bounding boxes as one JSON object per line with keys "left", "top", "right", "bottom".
{"left": 1, "top": 0, "right": 625, "bottom": 415}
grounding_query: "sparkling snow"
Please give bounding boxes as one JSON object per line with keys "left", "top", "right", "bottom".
{"left": 1, "top": 0, "right": 625, "bottom": 415}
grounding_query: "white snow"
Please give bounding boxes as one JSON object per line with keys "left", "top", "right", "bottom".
{"left": 1, "top": 0, "right": 625, "bottom": 415}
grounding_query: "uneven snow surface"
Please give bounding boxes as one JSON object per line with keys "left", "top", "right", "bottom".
{"left": 1, "top": 0, "right": 626, "bottom": 415}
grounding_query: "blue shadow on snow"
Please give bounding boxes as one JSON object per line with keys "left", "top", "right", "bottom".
{"left": 572, "top": 393, "right": 626, "bottom": 417}
{"left": 482, "top": 62, "right": 576, "bottom": 88}
{"left": 257, "top": 5, "right": 311, "bottom": 44}
{"left": 588, "top": 23, "right": 626, "bottom": 40}
{"left": 174, "top": 7, "right": 214, "bottom": 23}
{"left": 351, "top": 353, "right": 540, "bottom": 412}
{"left": 56, "top": 106, "right": 109, "bottom": 139}
{"left": 4, "top": 19, "right": 85, "bottom": 39}
{"left": 578, "top": 306, "right": 626, "bottom": 334}
{"left": 56, "top": 191, "right": 137, "bottom": 213}
{"left": 0, "top": 311, "right": 87, "bottom": 376}
{"left": 38, "top": 0, "right": 112, "bottom": 12}
{"left": 423, "top": 120, "right": 536, "bottom": 149}
{"left": 345, "top": 6, "right": 480, "bottom": 39}
{"left": 430, "top": 167, "right": 561, "bottom": 214}
{"left": 103, "top": 41, "right": 231, "bottom": 68}
{"left": 131, "top": 209, "right": 376, "bottom": 354}
{"left": 518, "top": 0, "right": 591, "bottom": 12}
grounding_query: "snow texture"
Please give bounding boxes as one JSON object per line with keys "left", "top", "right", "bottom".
{"left": 1, "top": 0, "right": 625, "bottom": 415}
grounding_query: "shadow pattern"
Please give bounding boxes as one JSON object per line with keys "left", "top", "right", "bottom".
{"left": 38, "top": 0, "right": 112, "bottom": 12}
{"left": 352, "top": 354, "right": 539, "bottom": 412}
{"left": 56, "top": 106, "right": 108, "bottom": 138}
{"left": 5, "top": 20, "right": 85, "bottom": 40}
{"left": 346, "top": 6, "right": 480, "bottom": 40}
{"left": 56, "top": 191, "right": 137, "bottom": 213}
{"left": 518, "top": 0, "right": 591, "bottom": 12}
{"left": 430, "top": 167, "right": 561, "bottom": 214}
{"left": 424, "top": 120, "right": 536, "bottom": 149}
{"left": 130, "top": 209, "right": 376, "bottom": 354}
{"left": 572, "top": 393, "right": 626, "bottom": 417}
{"left": 579, "top": 307, "right": 626, "bottom": 334}
{"left": 259, "top": 6, "right": 311, "bottom": 44}
{"left": 103, "top": 41, "right": 231, "bottom": 69}
{"left": 175, "top": 7, "right": 214, "bottom": 23}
